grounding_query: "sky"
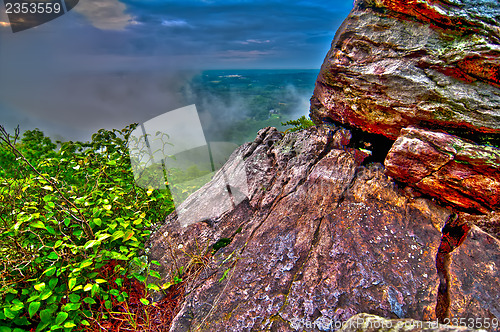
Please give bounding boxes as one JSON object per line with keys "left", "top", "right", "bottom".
{"left": 0, "top": 0, "right": 354, "bottom": 141}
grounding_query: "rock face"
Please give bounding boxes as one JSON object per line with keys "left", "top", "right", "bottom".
{"left": 448, "top": 226, "right": 500, "bottom": 323}
{"left": 147, "top": 126, "right": 498, "bottom": 331}
{"left": 310, "top": 0, "right": 500, "bottom": 141}
{"left": 146, "top": 0, "right": 500, "bottom": 330}
{"left": 384, "top": 126, "right": 500, "bottom": 214}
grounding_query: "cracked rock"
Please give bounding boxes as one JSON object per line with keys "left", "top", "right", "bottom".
{"left": 310, "top": 0, "right": 500, "bottom": 141}
{"left": 147, "top": 126, "right": 470, "bottom": 331}
{"left": 384, "top": 126, "right": 500, "bottom": 214}
{"left": 448, "top": 226, "right": 500, "bottom": 323}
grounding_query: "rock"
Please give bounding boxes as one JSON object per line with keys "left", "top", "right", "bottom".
{"left": 148, "top": 126, "right": 463, "bottom": 331}
{"left": 337, "top": 313, "right": 486, "bottom": 331}
{"left": 384, "top": 126, "right": 500, "bottom": 214}
{"left": 448, "top": 226, "right": 500, "bottom": 324}
{"left": 310, "top": 0, "right": 500, "bottom": 141}
{"left": 459, "top": 212, "right": 500, "bottom": 240}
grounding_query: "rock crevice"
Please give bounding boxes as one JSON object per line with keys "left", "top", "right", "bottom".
{"left": 147, "top": 125, "right": 498, "bottom": 331}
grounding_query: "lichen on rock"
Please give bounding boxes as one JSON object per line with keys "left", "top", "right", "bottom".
{"left": 147, "top": 125, "right": 491, "bottom": 331}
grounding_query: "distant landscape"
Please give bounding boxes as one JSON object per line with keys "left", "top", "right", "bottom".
{"left": 181, "top": 69, "right": 319, "bottom": 145}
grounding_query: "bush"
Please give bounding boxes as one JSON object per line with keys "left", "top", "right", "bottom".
{"left": 0, "top": 125, "right": 174, "bottom": 331}
{"left": 281, "top": 115, "right": 314, "bottom": 133}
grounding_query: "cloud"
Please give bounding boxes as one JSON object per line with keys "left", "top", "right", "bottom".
{"left": 119, "top": 0, "right": 353, "bottom": 67}
{"left": 0, "top": 0, "right": 354, "bottom": 141}
{"left": 161, "top": 19, "right": 190, "bottom": 27}
{"left": 74, "top": 0, "right": 133, "bottom": 30}
{"left": 237, "top": 39, "right": 271, "bottom": 45}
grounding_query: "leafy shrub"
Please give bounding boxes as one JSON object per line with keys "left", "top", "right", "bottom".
{"left": 0, "top": 125, "right": 174, "bottom": 331}
{"left": 281, "top": 115, "right": 314, "bottom": 133}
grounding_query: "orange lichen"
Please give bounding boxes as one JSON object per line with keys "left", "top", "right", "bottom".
{"left": 457, "top": 56, "right": 500, "bottom": 88}
{"left": 375, "top": 0, "right": 480, "bottom": 33}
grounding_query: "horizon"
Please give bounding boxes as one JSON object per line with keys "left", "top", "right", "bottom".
{"left": 0, "top": 68, "right": 320, "bottom": 142}
{"left": 0, "top": 0, "right": 353, "bottom": 141}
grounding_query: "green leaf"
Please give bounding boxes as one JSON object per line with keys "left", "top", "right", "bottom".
{"left": 3, "top": 308, "right": 16, "bottom": 319}
{"left": 149, "top": 270, "right": 161, "bottom": 279}
{"left": 111, "top": 230, "right": 124, "bottom": 241}
{"left": 161, "top": 282, "right": 172, "bottom": 290}
{"left": 147, "top": 283, "right": 160, "bottom": 291}
{"left": 13, "top": 316, "right": 30, "bottom": 326}
{"left": 93, "top": 218, "right": 102, "bottom": 227}
{"left": 68, "top": 278, "right": 77, "bottom": 290}
{"left": 47, "top": 252, "right": 58, "bottom": 260}
{"left": 53, "top": 240, "right": 63, "bottom": 248}
{"left": 46, "top": 226, "right": 56, "bottom": 235}
{"left": 123, "top": 230, "right": 135, "bottom": 241}
{"left": 68, "top": 294, "right": 80, "bottom": 303}
{"left": 55, "top": 311, "right": 68, "bottom": 325}
{"left": 39, "top": 308, "right": 53, "bottom": 323}
{"left": 62, "top": 303, "right": 80, "bottom": 311}
{"left": 83, "top": 297, "right": 96, "bottom": 305}
{"left": 219, "top": 268, "right": 230, "bottom": 283}
{"left": 133, "top": 274, "right": 146, "bottom": 283}
{"left": 79, "top": 260, "right": 93, "bottom": 269}
{"left": 10, "top": 299, "right": 24, "bottom": 311}
{"left": 34, "top": 283, "right": 46, "bottom": 291}
{"left": 96, "top": 233, "right": 111, "bottom": 242}
{"left": 151, "top": 260, "right": 161, "bottom": 266}
{"left": 63, "top": 321, "right": 76, "bottom": 328}
{"left": 91, "top": 283, "right": 99, "bottom": 297}
{"left": 0, "top": 327, "right": 12, "bottom": 332}
{"left": 83, "top": 284, "right": 92, "bottom": 292}
{"left": 95, "top": 279, "right": 107, "bottom": 284}
{"left": 139, "top": 298, "right": 150, "bottom": 305}
{"left": 48, "top": 278, "right": 58, "bottom": 290}
{"left": 83, "top": 240, "right": 100, "bottom": 250}
{"left": 30, "top": 221, "right": 46, "bottom": 229}
{"left": 36, "top": 321, "right": 50, "bottom": 332}
{"left": 39, "top": 290, "right": 53, "bottom": 301}
{"left": 29, "top": 302, "right": 41, "bottom": 318}
{"left": 44, "top": 266, "right": 57, "bottom": 277}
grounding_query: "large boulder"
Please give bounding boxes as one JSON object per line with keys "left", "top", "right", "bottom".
{"left": 384, "top": 126, "right": 500, "bottom": 214}
{"left": 310, "top": 0, "right": 500, "bottom": 141}
{"left": 147, "top": 126, "right": 498, "bottom": 331}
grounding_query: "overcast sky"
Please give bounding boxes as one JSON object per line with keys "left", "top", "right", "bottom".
{"left": 0, "top": 0, "right": 353, "bottom": 141}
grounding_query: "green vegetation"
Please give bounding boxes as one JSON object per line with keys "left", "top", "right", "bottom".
{"left": 0, "top": 125, "right": 175, "bottom": 331}
{"left": 0, "top": 71, "right": 319, "bottom": 331}
{"left": 281, "top": 115, "right": 315, "bottom": 132}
